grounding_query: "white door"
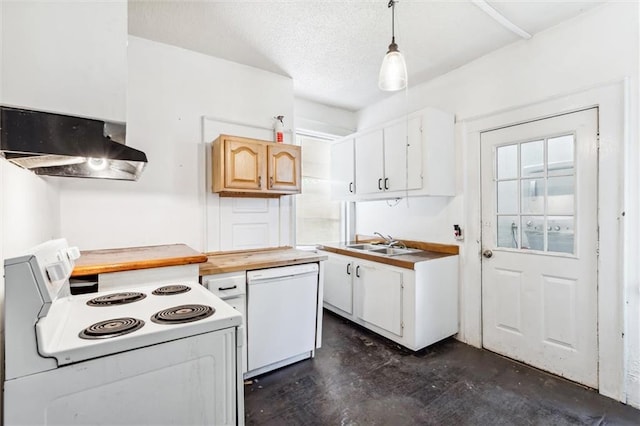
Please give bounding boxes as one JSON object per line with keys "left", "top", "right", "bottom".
{"left": 481, "top": 108, "right": 598, "bottom": 388}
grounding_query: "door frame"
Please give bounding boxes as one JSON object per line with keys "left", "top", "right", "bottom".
{"left": 460, "top": 80, "right": 629, "bottom": 402}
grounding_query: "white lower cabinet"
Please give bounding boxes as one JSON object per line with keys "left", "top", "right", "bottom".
{"left": 324, "top": 254, "right": 354, "bottom": 314}
{"left": 354, "top": 262, "right": 403, "bottom": 337}
{"left": 321, "top": 251, "right": 459, "bottom": 351}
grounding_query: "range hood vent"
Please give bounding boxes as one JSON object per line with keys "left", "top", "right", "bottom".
{"left": 0, "top": 107, "right": 147, "bottom": 181}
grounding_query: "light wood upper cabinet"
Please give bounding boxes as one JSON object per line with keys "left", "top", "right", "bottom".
{"left": 267, "top": 145, "right": 301, "bottom": 192}
{"left": 212, "top": 134, "right": 301, "bottom": 197}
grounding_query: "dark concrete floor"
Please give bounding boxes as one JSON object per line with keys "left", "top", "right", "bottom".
{"left": 244, "top": 310, "right": 640, "bottom": 426}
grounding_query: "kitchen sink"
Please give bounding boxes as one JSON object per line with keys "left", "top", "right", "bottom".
{"left": 345, "top": 244, "right": 380, "bottom": 251}
{"left": 367, "top": 247, "right": 421, "bottom": 256}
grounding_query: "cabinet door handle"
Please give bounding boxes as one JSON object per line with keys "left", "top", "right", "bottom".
{"left": 346, "top": 263, "right": 351, "bottom": 275}
{"left": 269, "top": 176, "right": 274, "bottom": 187}
{"left": 384, "top": 177, "right": 389, "bottom": 190}
{"left": 258, "top": 176, "right": 262, "bottom": 188}
{"left": 355, "top": 265, "right": 361, "bottom": 277}
{"left": 349, "top": 182, "right": 354, "bottom": 193}
{"left": 218, "top": 285, "right": 237, "bottom": 291}
{"left": 378, "top": 178, "right": 383, "bottom": 190}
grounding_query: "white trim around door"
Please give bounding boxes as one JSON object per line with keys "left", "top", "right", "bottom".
{"left": 459, "top": 80, "right": 628, "bottom": 402}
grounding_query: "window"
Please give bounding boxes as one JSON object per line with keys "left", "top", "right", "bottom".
{"left": 495, "top": 134, "right": 575, "bottom": 254}
{"left": 295, "top": 134, "right": 345, "bottom": 246}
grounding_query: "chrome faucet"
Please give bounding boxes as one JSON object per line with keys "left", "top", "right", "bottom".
{"left": 373, "top": 232, "right": 391, "bottom": 244}
{"left": 373, "top": 232, "right": 407, "bottom": 249}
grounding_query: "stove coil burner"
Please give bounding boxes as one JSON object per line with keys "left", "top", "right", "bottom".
{"left": 86, "top": 292, "right": 146, "bottom": 307}
{"left": 151, "top": 304, "right": 214, "bottom": 325}
{"left": 152, "top": 284, "right": 191, "bottom": 296}
{"left": 79, "top": 317, "right": 145, "bottom": 340}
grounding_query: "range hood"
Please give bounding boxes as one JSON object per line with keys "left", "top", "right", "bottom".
{"left": 0, "top": 107, "right": 147, "bottom": 181}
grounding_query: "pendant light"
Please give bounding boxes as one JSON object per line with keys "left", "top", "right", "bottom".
{"left": 378, "top": 0, "right": 407, "bottom": 91}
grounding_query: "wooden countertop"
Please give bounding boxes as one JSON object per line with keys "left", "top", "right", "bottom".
{"left": 72, "top": 244, "right": 208, "bottom": 277}
{"left": 318, "top": 239, "right": 459, "bottom": 270}
{"left": 199, "top": 247, "right": 327, "bottom": 275}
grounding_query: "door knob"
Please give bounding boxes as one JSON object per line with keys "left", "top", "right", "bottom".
{"left": 482, "top": 249, "right": 493, "bottom": 258}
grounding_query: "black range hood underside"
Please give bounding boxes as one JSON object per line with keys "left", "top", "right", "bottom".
{"left": 0, "top": 107, "right": 147, "bottom": 181}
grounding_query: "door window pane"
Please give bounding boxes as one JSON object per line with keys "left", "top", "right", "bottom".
{"left": 497, "top": 216, "right": 519, "bottom": 249}
{"left": 547, "top": 176, "right": 574, "bottom": 215}
{"left": 547, "top": 216, "right": 574, "bottom": 254}
{"left": 521, "top": 216, "right": 545, "bottom": 251}
{"left": 548, "top": 135, "right": 574, "bottom": 176}
{"left": 521, "top": 140, "right": 544, "bottom": 178}
{"left": 521, "top": 178, "right": 545, "bottom": 214}
{"left": 497, "top": 145, "right": 518, "bottom": 179}
{"left": 493, "top": 135, "right": 576, "bottom": 255}
{"left": 497, "top": 181, "right": 518, "bottom": 214}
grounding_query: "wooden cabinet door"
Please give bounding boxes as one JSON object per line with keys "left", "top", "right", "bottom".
{"left": 354, "top": 261, "right": 403, "bottom": 336}
{"left": 383, "top": 117, "right": 423, "bottom": 192}
{"left": 224, "top": 139, "right": 266, "bottom": 190}
{"left": 354, "top": 130, "right": 384, "bottom": 195}
{"left": 267, "top": 145, "right": 301, "bottom": 192}
{"left": 323, "top": 253, "right": 354, "bottom": 314}
{"left": 330, "top": 138, "right": 355, "bottom": 199}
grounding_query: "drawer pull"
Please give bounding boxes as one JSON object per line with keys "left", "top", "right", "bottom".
{"left": 218, "top": 285, "right": 238, "bottom": 291}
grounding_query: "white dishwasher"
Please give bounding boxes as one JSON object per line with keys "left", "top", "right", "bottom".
{"left": 246, "top": 263, "right": 319, "bottom": 378}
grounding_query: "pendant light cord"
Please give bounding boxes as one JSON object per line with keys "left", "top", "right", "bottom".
{"left": 389, "top": 0, "right": 396, "bottom": 43}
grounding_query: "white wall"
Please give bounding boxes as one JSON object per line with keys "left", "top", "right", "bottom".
{"left": 1, "top": 2, "right": 63, "bottom": 417}
{"left": 294, "top": 97, "right": 357, "bottom": 136}
{"left": 1, "top": 0, "right": 127, "bottom": 121}
{"left": 58, "top": 37, "right": 295, "bottom": 251}
{"left": 356, "top": 1, "right": 639, "bottom": 407}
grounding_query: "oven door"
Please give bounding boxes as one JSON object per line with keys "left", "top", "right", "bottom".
{"left": 4, "top": 329, "right": 238, "bottom": 426}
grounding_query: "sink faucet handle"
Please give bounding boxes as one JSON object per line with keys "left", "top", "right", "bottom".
{"left": 373, "top": 232, "right": 387, "bottom": 241}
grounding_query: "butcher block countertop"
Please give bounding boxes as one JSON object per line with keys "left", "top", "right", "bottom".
{"left": 200, "top": 247, "right": 327, "bottom": 275}
{"left": 72, "top": 244, "right": 208, "bottom": 277}
{"left": 318, "top": 238, "right": 459, "bottom": 270}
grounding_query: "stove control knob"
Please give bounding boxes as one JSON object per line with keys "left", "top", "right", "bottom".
{"left": 46, "top": 262, "right": 68, "bottom": 283}
{"left": 66, "top": 247, "right": 81, "bottom": 261}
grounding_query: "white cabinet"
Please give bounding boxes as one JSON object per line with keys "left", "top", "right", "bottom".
{"left": 383, "top": 117, "right": 423, "bottom": 192}
{"left": 354, "top": 130, "right": 385, "bottom": 194}
{"left": 355, "top": 118, "right": 423, "bottom": 196}
{"left": 2, "top": 1, "right": 127, "bottom": 121}
{"left": 331, "top": 107, "right": 454, "bottom": 201}
{"left": 320, "top": 250, "right": 459, "bottom": 351}
{"left": 330, "top": 138, "right": 356, "bottom": 199}
{"left": 324, "top": 253, "right": 354, "bottom": 314}
{"left": 354, "top": 261, "right": 403, "bottom": 337}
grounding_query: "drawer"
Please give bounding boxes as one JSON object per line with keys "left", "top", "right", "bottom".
{"left": 202, "top": 272, "right": 246, "bottom": 298}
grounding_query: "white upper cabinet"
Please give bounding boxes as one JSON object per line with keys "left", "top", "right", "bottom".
{"left": 331, "top": 107, "right": 454, "bottom": 200}
{"left": 1, "top": 1, "right": 127, "bottom": 122}
{"left": 354, "top": 130, "right": 384, "bottom": 195}
{"left": 382, "top": 116, "right": 423, "bottom": 193}
{"left": 330, "top": 138, "right": 356, "bottom": 199}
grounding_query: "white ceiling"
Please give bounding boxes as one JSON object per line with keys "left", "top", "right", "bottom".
{"left": 128, "top": 0, "right": 606, "bottom": 112}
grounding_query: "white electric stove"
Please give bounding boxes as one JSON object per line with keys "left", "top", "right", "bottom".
{"left": 4, "top": 239, "right": 243, "bottom": 426}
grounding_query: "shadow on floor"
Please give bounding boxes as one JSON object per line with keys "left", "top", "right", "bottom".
{"left": 244, "top": 310, "right": 640, "bottom": 425}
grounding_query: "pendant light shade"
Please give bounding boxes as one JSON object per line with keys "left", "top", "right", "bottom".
{"left": 378, "top": 0, "right": 407, "bottom": 91}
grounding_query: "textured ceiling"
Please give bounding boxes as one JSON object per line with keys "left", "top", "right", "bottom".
{"left": 129, "top": 0, "right": 605, "bottom": 111}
